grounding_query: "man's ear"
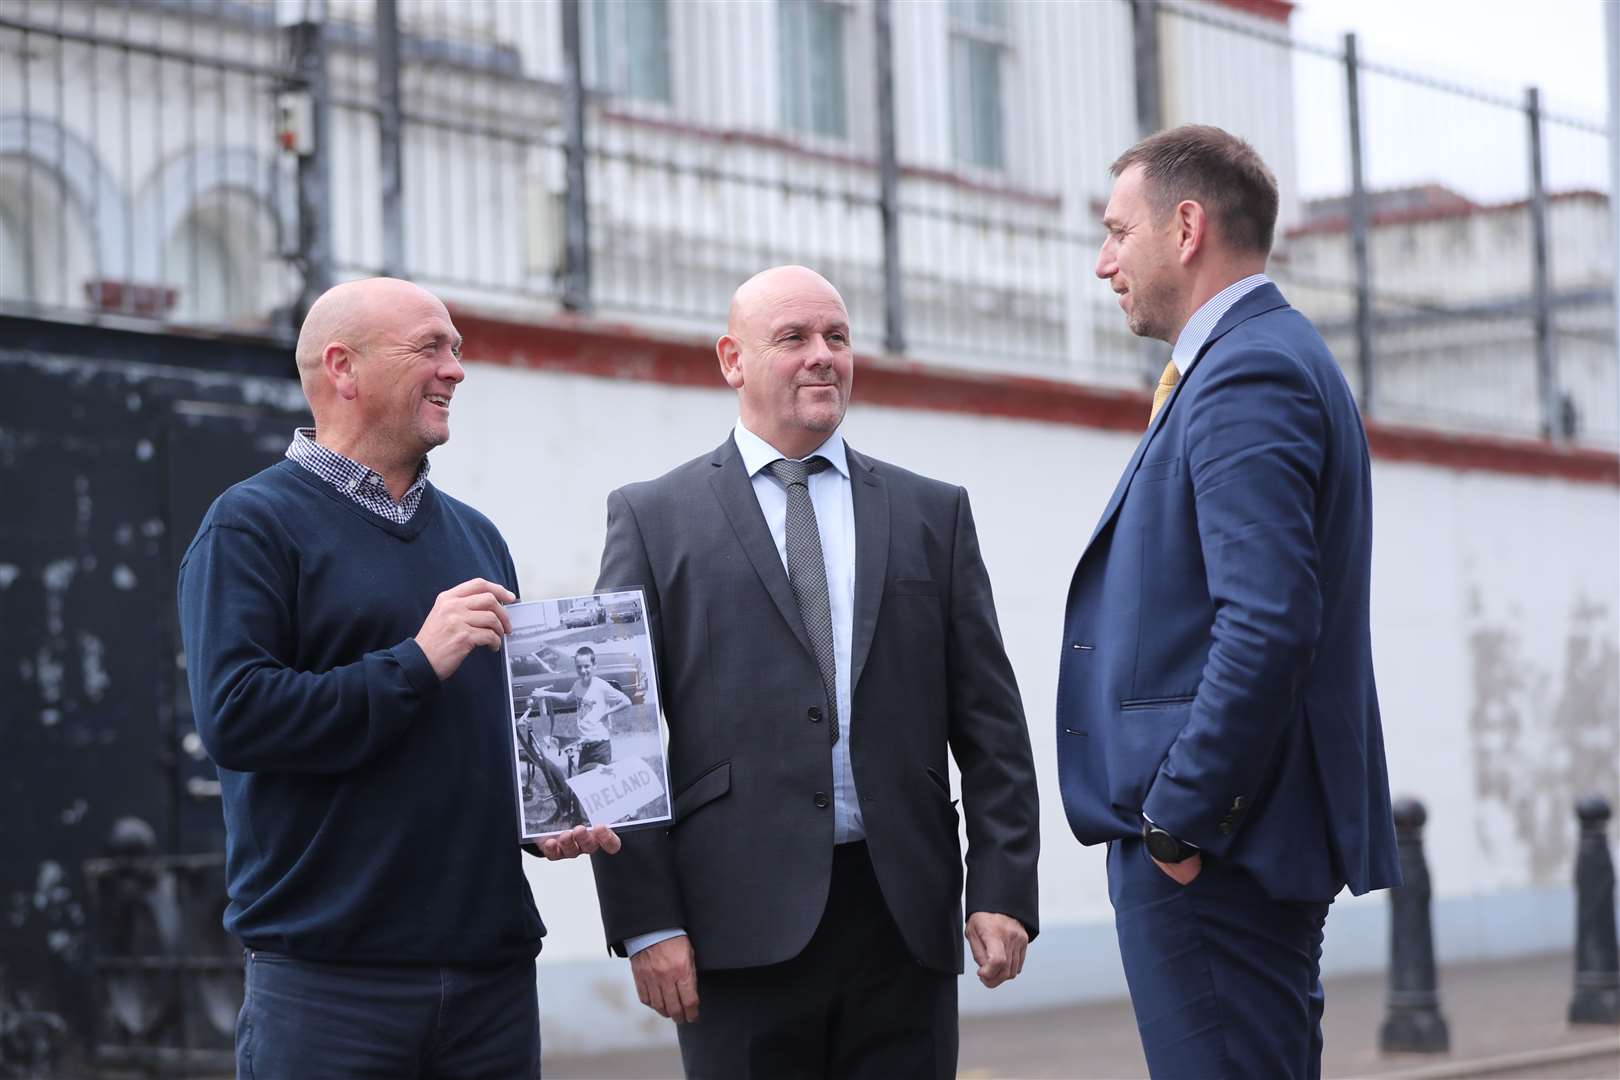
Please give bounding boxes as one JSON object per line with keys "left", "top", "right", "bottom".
{"left": 716, "top": 334, "right": 745, "bottom": 390}
{"left": 1175, "top": 199, "right": 1207, "bottom": 266}
{"left": 324, "top": 341, "right": 359, "bottom": 401}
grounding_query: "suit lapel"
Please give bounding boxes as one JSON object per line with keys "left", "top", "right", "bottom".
{"left": 1081, "top": 379, "right": 1174, "bottom": 551}
{"left": 1077, "top": 282, "right": 1291, "bottom": 557}
{"left": 846, "top": 446, "right": 888, "bottom": 693}
{"left": 705, "top": 436, "right": 815, "bottom": 658}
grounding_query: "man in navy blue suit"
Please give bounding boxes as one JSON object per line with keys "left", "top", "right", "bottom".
{"left": 1057, "top": 125, "right": 1400, "bottom": 1079}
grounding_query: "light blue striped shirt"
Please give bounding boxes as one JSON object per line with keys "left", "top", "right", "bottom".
{"left": 1170, "top": 273, "right": 1272, "bottom": 375}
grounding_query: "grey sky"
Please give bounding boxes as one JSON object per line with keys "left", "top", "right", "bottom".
{"left": 1288, "top": 0, "right": 1609, "bottom": 202}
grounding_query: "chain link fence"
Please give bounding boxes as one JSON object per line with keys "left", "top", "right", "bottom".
{"left": 0, "top": 0, "right": 1613, "bottom": 446}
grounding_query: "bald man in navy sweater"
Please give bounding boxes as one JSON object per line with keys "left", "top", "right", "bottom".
{"left": 178, "top": 278, "right": 619, "bottom": 1079}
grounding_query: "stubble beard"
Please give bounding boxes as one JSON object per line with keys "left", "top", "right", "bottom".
{"left": 797, "top": 397, "right": 845, "bottom": 435}
{"left": 1125, "top": 277, "right": 1177, "bottom": 344}
{"left": 412, "top": 412, "right": 451, "bottom": 452}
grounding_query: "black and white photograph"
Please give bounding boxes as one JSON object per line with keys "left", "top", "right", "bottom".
{"left": 503, "top": 590, "right": 672, "bottom": 840}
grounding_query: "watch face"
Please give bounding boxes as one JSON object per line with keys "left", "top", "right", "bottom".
{"left": 1145, "top": 829, "right": 1186, "bottom": 863}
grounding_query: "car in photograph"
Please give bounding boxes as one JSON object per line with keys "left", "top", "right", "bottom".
{"left": 560, "top": 601, "right": 604, "bottom": 628}
{"left": 509, "top": 644, "right": 647, "bottom": 716}
{"left": 605, "top": 598, "right": 641, "bottom": 624}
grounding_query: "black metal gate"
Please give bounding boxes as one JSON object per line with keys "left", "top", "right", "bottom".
{"left": 0, "top": 317, "right": 305, "bottom": 1076}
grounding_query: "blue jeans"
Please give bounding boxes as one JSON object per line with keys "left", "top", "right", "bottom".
{"left": 236, "top": 950, "right": 540, "bottom": 1079}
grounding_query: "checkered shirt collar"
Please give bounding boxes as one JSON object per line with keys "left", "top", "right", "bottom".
{"left": 285, "top": 428, "right": 430, "bottom": 525}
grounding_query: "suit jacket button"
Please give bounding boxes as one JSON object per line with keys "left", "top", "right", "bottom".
{"left": 1231, "top": 796, "right": 1247, "bottom": 812}
{"left": 814, "top": 792, "right": 830, "bottom": 808}
{"left": 807, "top": 707, "right": 822, "bottom": 723}
{"left": 1218, "top": 820, "right": 1233, "bottom": 836}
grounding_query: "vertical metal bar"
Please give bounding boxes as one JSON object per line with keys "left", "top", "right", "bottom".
{"left": 376, "top": 0, "right": 405, "bottom": 279}
{"left": 120, "top": 0, "right": 135, "bottom": 315}
{"left": 53, "top": 3, "right": 67, "bottom": 311}
{"left": 464, "top": 8, "right": 489, "bottom": 294}
{"left": 186, "top": 7, "right": 199, "bottom": 315}
{"left": 874, "top": 0, "right": 905, "bottom": 354}
{"left": 269, "top": 8, "right": 289, "bottom": 322}
{"left": 1129, "top": 0, "right": 1164, "bottom": 380}
{"left": 286, "top": 14, "right": 334, "bottom": 322}
{"left": 1345, "top": 33, "right": 1374, "bottom": 415}
{"left": 1607, "top": 1, "right": 1620, "bottom": 440}
{"left": 1526, "top": 85, "right": 1560, "bottom": 439}
{"left": 1130, "top": 0, "right": 1162, "bottom": 138}
{"left": 89, "top": 2, "right": 103, "bottom": 308}
{"left": 19, "top": 17, "right": 36, "bottom": 305}
{"left": 560, "top": 0, "right": 592, "bottom": 311}
{"left": 153, "top": 1, "right": 167, "bottom": 313}
{"left": 477, "top": 3, "right": 501, "bottom": 296}
{"left": 433, "top": 0, "right": 451, "bottom": 287}
{"left": 244, "top": 10, "right": 260, "bottom": 321}
{"left": 346, "top": 86, "right": 363, "bottom": 277}
{"left": 217, "top": 0, "right": 235, "bottom": 322}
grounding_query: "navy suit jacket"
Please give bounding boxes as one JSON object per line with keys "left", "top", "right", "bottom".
{"left": 1057, "top": 283, "right": 1400, "bottom": 903}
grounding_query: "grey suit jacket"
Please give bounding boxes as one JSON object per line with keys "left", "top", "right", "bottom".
{"left": 588, "top": 434, "right": 1039, "bottom": 974}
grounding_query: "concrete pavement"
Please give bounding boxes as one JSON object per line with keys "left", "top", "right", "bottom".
{"left": 541, "top": 951, "right": 1620, "bottom": 1079}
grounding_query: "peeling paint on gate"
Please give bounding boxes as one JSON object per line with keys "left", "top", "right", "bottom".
{"left": 2, "top": 337, "right": 309, "bottom": 1064}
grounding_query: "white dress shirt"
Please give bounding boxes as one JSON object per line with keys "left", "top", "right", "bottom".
{"left": 623, "top": 420, "right": 864, "bottom": 958}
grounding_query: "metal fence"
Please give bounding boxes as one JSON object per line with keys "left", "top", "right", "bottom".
{"left": 0, "top": 0, "right": 299, "bottom": 333}
{"left": 0, "top": 0, "right": 1613, "bottom": 446}
{"left": 1158, "top": 1, "right": 1617, "bottom": 445}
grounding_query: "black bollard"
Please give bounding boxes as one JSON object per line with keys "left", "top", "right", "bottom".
{"left": 1568, "top": 795, "right": 1620, "bottom": 1025}
{"left": 1380, "top": 797, "right": 1450, "bottom": 1054}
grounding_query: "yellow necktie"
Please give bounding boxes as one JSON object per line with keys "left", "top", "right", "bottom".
{"left": 1148, "top": 359, "right": 1180, "bottom": 425}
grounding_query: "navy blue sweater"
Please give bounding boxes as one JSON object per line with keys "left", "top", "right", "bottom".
{"left": 178, "top": 459, "right": 543, "bottom": 965}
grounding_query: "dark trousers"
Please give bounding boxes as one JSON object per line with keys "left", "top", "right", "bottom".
{"left": 1108, "top": 837, "right": 1330, "bottom": 1080}
{"left": 676, "top": 841, "right": 957, "bottom": 1080}
{"left": 235, "top": 951, "right": 540, "bottom": 1080}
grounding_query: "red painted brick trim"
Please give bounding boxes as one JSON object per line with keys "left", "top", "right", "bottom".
{"left": 452, "top": 309, "right": 1618, "bottom": 487}
{"left": 1364, "top": 423, "right": 1618, "bottom": 485}
{"left": 1211, "top": 0, "right": 1295, "bottom": 23}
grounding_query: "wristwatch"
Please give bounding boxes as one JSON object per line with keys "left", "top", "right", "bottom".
{"left": 1142, "top": 817, "right": 1198, "bottom": 864}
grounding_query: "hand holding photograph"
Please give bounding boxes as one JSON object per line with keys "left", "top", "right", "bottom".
{"left": 503, "top": 590, "right": 672, "bottom": 840}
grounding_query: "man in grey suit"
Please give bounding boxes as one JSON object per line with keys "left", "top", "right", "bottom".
{"left": 589, "top": 265, "right": 1040, "bottom": 1078}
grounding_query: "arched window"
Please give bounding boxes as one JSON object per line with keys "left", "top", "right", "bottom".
{"left": 0, "top": 158, "right": 96, "bottom": 310}
{"left": 0, "top": 117, "right": 127, "bottom": 313}
{"left": 166, "top": 191, "right": 276, "bottom": 327}
{"left": 139, "top": 147, "right": 290, "bottom": 329}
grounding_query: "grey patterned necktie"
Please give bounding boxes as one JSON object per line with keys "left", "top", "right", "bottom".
{"left": 767, "top": 456, "right": 839, "bottom": 746}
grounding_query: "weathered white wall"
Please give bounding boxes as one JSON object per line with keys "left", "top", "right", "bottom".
{"left": 427, "top": 354, "right": 1619, "bottom": 1054}
{"left": 1279, "top": 195, "right": 1619, "bottom": 443}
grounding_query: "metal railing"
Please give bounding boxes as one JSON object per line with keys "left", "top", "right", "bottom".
{"left": 0, "top": 0, "right": 1613, "bottom": 446}
{"left": 0, "top": 0, "right": 300, "bottom": 334}
{"left": 1156, "top": 0, "right": 1616, "bottom": 445}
